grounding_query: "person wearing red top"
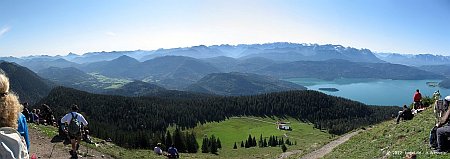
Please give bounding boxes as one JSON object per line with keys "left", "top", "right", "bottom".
{"left": 413, "top": 89, "right": 422, "bottom": 109}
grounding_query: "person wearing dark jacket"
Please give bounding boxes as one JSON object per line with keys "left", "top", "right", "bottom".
{"left": 435, "top": 108, "right": 450, "bottom": 152}
{"left": 396, "top": 105, "right": 413, "bottom": 124}
{"left": 167, "top": 144, "right": 179, "bottom": 158}
{"left": 22, "top": 102, "right": 30, "bottom": 122}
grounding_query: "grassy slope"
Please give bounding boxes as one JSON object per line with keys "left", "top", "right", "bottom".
{"left": 184, "top": 116, "right": 334, "bottom": 159}
{"left": 323, "top": 108, "right": 448, "bottom": 159}
{"left": 33, "top": 117, "right": 333, "bottom": 159}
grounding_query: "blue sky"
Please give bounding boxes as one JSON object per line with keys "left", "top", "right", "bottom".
{"left": 0, "top": 0, "right": 449, "bottom": 56}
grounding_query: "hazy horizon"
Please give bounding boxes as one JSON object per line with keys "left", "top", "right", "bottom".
{"left": 1, "top": 0, "right": 449, "bottom": 56}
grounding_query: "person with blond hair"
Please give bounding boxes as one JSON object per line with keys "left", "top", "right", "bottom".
{"left": 0, "top": 73, "right": 29, "bottom": 158}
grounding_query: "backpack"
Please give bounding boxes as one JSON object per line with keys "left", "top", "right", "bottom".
{"left": 430, "top": 126, "right": 438, "bottom": 149}
{"left": 68, "top": 112, "right": 81, "bottom": 136}
{"left": 0, "top": 127, "right": 29, "bottom": 159}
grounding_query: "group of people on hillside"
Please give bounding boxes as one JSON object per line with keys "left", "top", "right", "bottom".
{"left": 0, "top": 73, "right": 89, "bottom": 158}
{"left": 395, "top": 89, "right": 423, "bottom": 124}
{"left": 154, "top": 143, "right": 180, "bottom": 158}
{"left": 22, "top": 103, "right": 56, "bottom": 126}
{"left": 395, "top": 89, "right": 450, "bottom": 153}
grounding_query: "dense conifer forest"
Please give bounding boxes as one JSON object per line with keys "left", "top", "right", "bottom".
{"left": 35, "top": 86, "right": 400, "bottom": 148}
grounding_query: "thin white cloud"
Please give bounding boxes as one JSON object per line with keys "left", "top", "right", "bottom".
{"left": 0, "top": 26, "right": 11, "bottom": 37}
{"left": 105, "top": 31, "right": 117, "bottom": 37}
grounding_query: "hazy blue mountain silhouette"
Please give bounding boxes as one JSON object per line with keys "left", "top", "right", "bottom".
{"left": 376, "top": 53, "right": 450, "bottom": 66}
{"left": 255, "top": 59, "right": 444, "bottom": 80}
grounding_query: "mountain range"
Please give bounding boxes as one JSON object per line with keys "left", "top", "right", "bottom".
{"left": 2, "top": 42, "right": 448, "bottom": 97}
{"left": 2, "top": 42, "right": 385, "bottom": 65}
{"left": 376, "top": 53, "right": 450, "bottom": 66}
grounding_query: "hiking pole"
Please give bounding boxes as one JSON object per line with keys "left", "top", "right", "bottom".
{"left": 49, "top": 143, "right": 57, "bottom": 159}
{"left": 86, "top": 144, "right": 89, "bottom": 158}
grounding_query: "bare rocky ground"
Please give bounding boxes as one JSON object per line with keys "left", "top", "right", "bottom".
{"left": 28, "top": 125, "right": 113, "bottom": 159}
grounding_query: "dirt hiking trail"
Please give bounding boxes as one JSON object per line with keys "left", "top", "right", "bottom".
{"left": 28, "top": 125, "right": 113, "bottom": 159}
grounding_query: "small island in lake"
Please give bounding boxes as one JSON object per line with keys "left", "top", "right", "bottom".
{"left": 426, "top": 82, "right": 439, "bottom": 87}
{"left": 319, "top": 88, "right": 339, "bottom": 92}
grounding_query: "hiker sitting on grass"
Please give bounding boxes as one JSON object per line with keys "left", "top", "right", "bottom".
{"left": 167, "top": 144, "right": 179, "bottom": 158}
{"left": 435, "top": 107, "right": 450, "bottom": 152}
{"left": 154, "top": 143, "right": 163, "bottom": 155}
{"left": 396, "top": 105, "right": 413, "bottom": 124}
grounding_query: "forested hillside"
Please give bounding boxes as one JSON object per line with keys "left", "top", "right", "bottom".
{"left": 256, "top": 59, "right": 444, "bottom": 80}
{"left": 0, "top": 62, "right": 53, "bottom": 103}
{"left": 105, "top": 80, "right": 213, "bottom": 99}
{"left": 35, "top": 87, "right": 399, "bottom": 148}
{"left": 187, "top": 72, "right": 306, "bottom": 96}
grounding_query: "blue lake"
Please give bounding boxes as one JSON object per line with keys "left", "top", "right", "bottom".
{"left": 285, "top": 78, "right": 447, "bottom": 106}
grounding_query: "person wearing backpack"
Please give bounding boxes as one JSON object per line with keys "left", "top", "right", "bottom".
{"left": 0, "top": 73, "right": 29, "bottom": 158}
{"left": 60, "top": 104, "right": 88, "bottom": 157}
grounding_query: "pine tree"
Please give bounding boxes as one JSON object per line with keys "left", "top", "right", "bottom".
{"left": 201, "top": 138, "right": 209, "bottom": 153}
{"left": 285, "top": 138, "right": 290, "bottom": 146}
{"left": 217, "top": 137, "right": 222, "bottom": 149}
{"left": 173, "top": 127, "right": 186, "bottom": 152}
{"left": 245, "top": 140, "right": 249, "bottom": 148}
{"left": 210, "top": 135, "right": 218, "bottom": 154}
{"left": 241, "top": 141, "right": 244, "bottom": 147}
{"left": 263, "top": 138, "right": 268, "bottom": 147}
{"left": 281, "top": 143, "right": 287, "bottom": 152}
{"left": 247, "top": 134, "right": 252, "bottom": 147}
{"left": 187, "top": 132, "right": 198, "bottom": 153}
{"left": 233, "top": 142, "right": 237, "bottom": 149}
{"left": 275, "top": 136, "right": 278, "bottom": 146}
{"left": 295, "top": 140, "right": 297, "bottom": 145}
{"left": 259, "top": 134, "right": 263, "bottom": 147}
{"left": 252, "top": 136, "right": 257, "bottom": 147}
{"left": 165, "top": 130, "right": 172, "bottom": 148}
{"left": 160, "top": 132, "right": 166, "bottom": 150}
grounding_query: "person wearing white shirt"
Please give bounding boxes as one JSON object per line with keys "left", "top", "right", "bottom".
{"left": 154, "top": 143, "right": 163, "bottom": 155}
{"left": 60, "top": 104, "right": 88, "bottom": 157}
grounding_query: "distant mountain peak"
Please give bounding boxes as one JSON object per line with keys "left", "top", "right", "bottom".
{"left": 111, "top": 55, "right": 139, "bottom": 63}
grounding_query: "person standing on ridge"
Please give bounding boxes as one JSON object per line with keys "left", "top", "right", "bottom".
{"left": 60, "top": 104, "right": 88, "bottom": 157}
{"left": 413, "top": 89, "right": 422, "bottom": 109}
{"left": 434, "top": 90, "right": 441, "bottom": 100}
